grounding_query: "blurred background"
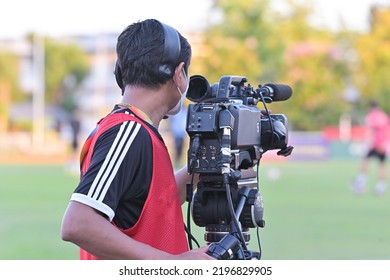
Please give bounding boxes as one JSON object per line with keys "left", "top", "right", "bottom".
{"left": 0, "top": 0, "right": 389, "bottom": 259}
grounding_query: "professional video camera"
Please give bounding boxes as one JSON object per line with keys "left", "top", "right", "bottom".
{"left": 185, "top": 75, "right": 293, "bottom": 260}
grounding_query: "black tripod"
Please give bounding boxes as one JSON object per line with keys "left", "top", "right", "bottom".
{"left": 206, "top": 180, "right": 263, "bottom": 260}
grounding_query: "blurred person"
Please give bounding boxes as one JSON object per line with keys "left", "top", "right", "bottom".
{"left": 69, "top": 110, "right": 81, "bottom": 157}
{"left": 170, "top": 105, "right": 187, "bottom": 167}
{"left": 61, "top": 19, "right": 212, "bottom": 260}
{"left": 352, "top": 100, "right": 390, "bottom": 195}
{"left": 66, "top": 108, "right": 81, "bottom": 173}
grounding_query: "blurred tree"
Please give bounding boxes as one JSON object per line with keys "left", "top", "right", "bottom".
{"left": 0, "top": 51, "right": 24, "bottom": 100}
{"left": 282, "top": 40, "right": 349, "bottom": 130}
{"left": 0, "top": 52, "right": 23, "bottom": 132}
{"left": 0, "top": 35, "right": 89, "bottom": 133}
{"left": 194, "top": 0, "right": 273, "bottom": 83}
{"left": 192, "top": 0, "right": 351, "bottom": 130}
{"left": 43, "top": 36, "right": 89, "bottom": 112}
{"left": 354, "top": 5, "right": 390, "bottom": 115}
{"left": 268, "top": 0, "right": 349, "bottom": 130}
{"left": 26, "top": 33, "right": 89, "bottom": 112}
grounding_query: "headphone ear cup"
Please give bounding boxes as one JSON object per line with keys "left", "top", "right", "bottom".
{"left": 158, "top": 64, "right": 174, "bottom": 78}
{"left": 114, "top": 61, "right": 124, "bottom": 93}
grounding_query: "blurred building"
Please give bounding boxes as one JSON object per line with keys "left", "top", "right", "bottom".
{"left": 0, "top": 31, "right": 204, "bottom": 157}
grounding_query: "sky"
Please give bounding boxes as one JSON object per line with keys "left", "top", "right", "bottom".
{"left": 0, "top": 0, "right": 389, "bottom": 39}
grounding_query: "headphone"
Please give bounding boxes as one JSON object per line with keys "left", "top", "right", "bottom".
{"left": 114, "top": 20, "right": 181, "bottom": 93}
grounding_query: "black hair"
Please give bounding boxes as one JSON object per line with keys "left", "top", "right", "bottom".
{"left": 115, "top": 19, "right": 191, "bottom": 89}
{"left": 369, "top": 100, "right": 379, "bottom": 108}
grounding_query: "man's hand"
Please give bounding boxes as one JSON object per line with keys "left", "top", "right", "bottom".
{"left": 174, "top": 246, "right": 214, "bottom": 260}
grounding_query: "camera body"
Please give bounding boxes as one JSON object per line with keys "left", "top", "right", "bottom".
{"left": 187, "top": 103, "right": 289, "bottom": 174}
{"left": 185, "top": 75, "right": 293, "bottom": 259}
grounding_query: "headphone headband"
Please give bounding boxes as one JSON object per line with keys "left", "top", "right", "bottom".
{"left": 158, "top": 22, "right": 181, "bottom": 78}
{"left": 114, "top": 20, "right": 181, "bottom": 93}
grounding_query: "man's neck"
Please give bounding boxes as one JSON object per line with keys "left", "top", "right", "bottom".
{"left": 121, "top": 86, "right": 169, "bottom": 128}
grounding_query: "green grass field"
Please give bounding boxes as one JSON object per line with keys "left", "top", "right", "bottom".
{"left": 0, "top": 159, "right": 389, "bottom": 260}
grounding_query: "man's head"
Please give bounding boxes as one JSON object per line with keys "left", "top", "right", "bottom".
{"left": 369, "top": 100, "right": 379, "bottom": 109}
{"left": 114, "top": 19, "right": 192, "bottom": 91}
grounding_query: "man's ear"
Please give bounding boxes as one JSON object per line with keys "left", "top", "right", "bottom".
{"left": 173, "top": 62, "right": 186, "bottom": 84}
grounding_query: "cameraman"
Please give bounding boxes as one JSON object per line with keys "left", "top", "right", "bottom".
{"left": 61, "top": 19, "right": 212, "bottom": 260}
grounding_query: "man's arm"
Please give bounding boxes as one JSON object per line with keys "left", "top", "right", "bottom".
{"left": 61, "top": 201, "right": 211, "bottom": 260}
{"left": 174, "top": 166, "right": 199, "bottom": 204}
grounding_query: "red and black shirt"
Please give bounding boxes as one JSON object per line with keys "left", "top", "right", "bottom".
{"left": 71, "top": 105, "right": 158, "bottom": 229}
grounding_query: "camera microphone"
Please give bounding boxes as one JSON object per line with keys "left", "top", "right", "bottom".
{"left": 259, "top": 83, "right": 292, "bottom": 102}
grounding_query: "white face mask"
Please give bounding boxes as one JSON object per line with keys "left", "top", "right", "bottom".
{"left": 166, "top": 69, "right": 189, "bottom": 116}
